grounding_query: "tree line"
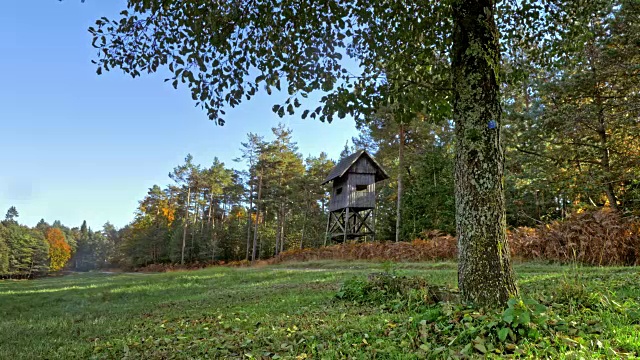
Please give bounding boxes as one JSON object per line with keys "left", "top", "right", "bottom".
{"left": 0, "top": 206, "right": 119, "bottom": 278}
{"left": 117, "top": 124, "right": 334, "bottom": 267}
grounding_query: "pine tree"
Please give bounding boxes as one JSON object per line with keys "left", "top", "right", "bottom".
{"left": 169, "top": 154, "right": 200, "bottom": 264}
{"left": 0, "top": 223, "right": 9, "bottom": 274}
{"left": 235, "top": 133, "right": 266, "bottom": 260}
{"left": 4, "top": 206, "right": 18, "bottom": 222}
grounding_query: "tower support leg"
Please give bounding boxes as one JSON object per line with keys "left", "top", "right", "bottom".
{"left": 344, "top": 207, "right": 349, "bottom": 242}
{"left": 324, "top": 212, "right": 331, "bottom": 246}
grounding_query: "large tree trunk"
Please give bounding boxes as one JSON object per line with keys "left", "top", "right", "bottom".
{"left": 395, "top": 123, "right": 405, "bottom": 243}
{"left": 452, "top": 0, "right": 518, "bottom": 307}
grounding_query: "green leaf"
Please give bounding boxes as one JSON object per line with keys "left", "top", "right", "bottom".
{"left": 497, "top": 328, "right": 509, "bottom": 342}
{"left": 502, "top": 309, "right": 514, "bottom": 324}
{"left": 474, "top": 343, "right": 487, "bottom": 354}
{"left": 534, "top": 304, "right": 547, "bottom": 315}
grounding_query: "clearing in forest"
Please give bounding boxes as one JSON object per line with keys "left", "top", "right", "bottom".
{"left": 0, "top": 261, "right": 639, "bottom": 359}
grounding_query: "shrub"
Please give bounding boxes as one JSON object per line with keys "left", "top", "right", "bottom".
{"left": 335, "top": 272, "right": 458, "bottom": 311}
{"left": 273, "top": 209, "right": 639, "bottom": 266}
{"left": 509, "top": 209, "right": 640, "bottom": 266}
{"left": 271, "top": 231, "right": 457, "bottom": 264}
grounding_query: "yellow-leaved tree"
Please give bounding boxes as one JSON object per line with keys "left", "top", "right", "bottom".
{"left": 46, "top": 228, "right": 71, "bottom": 272}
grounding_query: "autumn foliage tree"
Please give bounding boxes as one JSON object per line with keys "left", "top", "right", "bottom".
{"left": 46, "top": 228, "right": 71, "bottom": 272}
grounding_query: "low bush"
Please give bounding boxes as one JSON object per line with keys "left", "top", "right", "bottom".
{"left": 335, "top": 271, "right": 458, "bottom": 311}
{"left": 271, "top": 230, "right": 457, "bottom": 264}
{"left": 136, "top": 261, "right": 221, "bottom": 272}
{"left": 509, "top": 208, "right": 640, "bottom": 266}
{"left": 272, "top": 209, "right": 639, "bottom": 266}
{"left": 136, "top": 259, "right": 254, "bottom": 272}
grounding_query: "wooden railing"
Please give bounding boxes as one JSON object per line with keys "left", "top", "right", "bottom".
{"left": 349, "top": 191, "right": 375, "bottom": 208}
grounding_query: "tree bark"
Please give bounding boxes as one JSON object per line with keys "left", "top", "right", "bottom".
{"left": 593, "top": 68, "right": 619, "bottom": 211}
{"left": 207, "top": 192, "right": 214, "bottom": 225}
{"left": 300, "top": 200, "right": 309, "bottom": 249}
{"left": 275, "top": 205, "right": 281, "bottom": 256}
{"left": 211, "top": 199, "right": 217, "bottom": 261}
{"left": 245, "top": 187, "right": 253, "bottom": 261}
{"left": 190, "top": 194, "right": 199, "bottom": 262}
{"left": 251, "top": 173, "right": 263, "bottom": 262}
{"left": 452, "top": 0, "right": 518, "bottom": 307}
{"left": 395, "top": 123, "right": 405, "bottom": 243}
{"left": 200, "top": 197, "right": 206, "bottom": 232}
{"left": 280, "top": 207, "right": 286, "bottom": 253}
{"left": 181, "top": 186, "right": 191, "bottom": 265}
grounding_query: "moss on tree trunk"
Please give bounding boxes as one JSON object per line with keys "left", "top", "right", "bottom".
{"left": 452, "top": 0, "right": 518, "bottom": 307}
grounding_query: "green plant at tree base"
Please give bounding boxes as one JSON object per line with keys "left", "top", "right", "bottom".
{"left": 334, "top": 264, "right": 640, "bottom": 358}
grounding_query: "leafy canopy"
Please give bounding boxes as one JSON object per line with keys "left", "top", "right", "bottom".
{"left": 46, "top": 228, "right": 72, "bottom": 272}
{"left": 89, "top": 1, "right": 607, "bottom": 125}
{"left": 89, "top": 1, "right": 476, "bottom": 125}
{"left": 5, "top": 206, "right": 19, "bottom": 222}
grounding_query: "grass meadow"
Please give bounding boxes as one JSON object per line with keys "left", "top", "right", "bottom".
{"left": 0, "top": 261, "right": 639, "bottom": 359}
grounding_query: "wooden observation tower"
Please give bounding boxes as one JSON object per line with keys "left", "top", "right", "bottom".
{"left": 323, "top": 150, "right": 389, "bottom": 243}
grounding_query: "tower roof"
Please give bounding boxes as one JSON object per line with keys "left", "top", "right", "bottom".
{"left": 322, "top": 150, "right": 389, "bottom": 185}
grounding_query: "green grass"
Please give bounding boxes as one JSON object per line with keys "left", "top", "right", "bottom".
{"left": 0, "top": 261, "right": 639, "bottom": 359}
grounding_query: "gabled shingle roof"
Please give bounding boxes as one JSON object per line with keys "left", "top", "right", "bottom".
{"left": 322, "top": 150, "right": 389, "bottom": 185}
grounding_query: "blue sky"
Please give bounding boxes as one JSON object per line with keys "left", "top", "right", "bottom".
{"left": 0, "top": 1, "right": 358, "bottom": 229}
